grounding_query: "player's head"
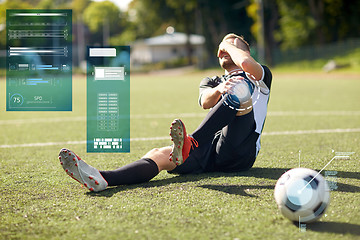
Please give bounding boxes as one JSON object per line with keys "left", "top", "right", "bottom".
{"left": 218, "top": 33, "right": 250, "bottom": 71}
{"left": 223, "top": 33, "right": 250, "bottom": 52}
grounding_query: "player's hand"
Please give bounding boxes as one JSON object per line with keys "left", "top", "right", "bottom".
{"left": 233, "top": 38, "right": 242, "bottom": 48}
{"left": 217, "top": 39, "right": 241, "bottom": 58}
{"left": 217, "top": 41, "right": 229, "bottom": 58}
{"left": 216, "top": 76, "right": 244, "bottom": 94}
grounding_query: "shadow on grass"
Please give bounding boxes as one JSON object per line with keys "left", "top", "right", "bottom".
{"left": 307, "top": 221, "right": 360, "bottom": 236}
{"left": 88, "top": 167, "right": 360, "bottom": 197}
{"left": 199, "top": 184, "right": 273, "bottom": 197}
{"left": 248, "top": 167, "right": 360, "bottom": 182}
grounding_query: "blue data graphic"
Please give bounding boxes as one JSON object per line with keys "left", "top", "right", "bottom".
{"left": 6, "top": 9, "right": 72, "bottom": 111}
{"left": 87, "top": 47, "right": 130, "bottom": 153}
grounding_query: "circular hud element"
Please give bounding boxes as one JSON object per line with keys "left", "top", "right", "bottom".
{"left": 222, "top": 76, "right": 260, "bottom": 112}
{"left": 10, "top": 93, "right": 24, "bottom": 106}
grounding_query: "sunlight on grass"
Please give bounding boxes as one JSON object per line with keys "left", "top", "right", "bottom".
{"left": 0, "top": 70, "right": 359, "bottom": 240}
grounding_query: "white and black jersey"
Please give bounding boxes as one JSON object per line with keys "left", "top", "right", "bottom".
{"left": 199, "top": 65, "right": 272, "bottom": 156}
{"left": 170, "top": 65, "right": 273, "bottom": 174}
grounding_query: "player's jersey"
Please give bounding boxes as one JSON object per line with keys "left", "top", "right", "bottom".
{"left": 198, "top": 65, "right": 273, "bottom": 156}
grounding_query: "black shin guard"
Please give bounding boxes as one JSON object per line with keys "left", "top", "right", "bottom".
{"left": 100, "top": 158, "right": 159, "bottom": 186}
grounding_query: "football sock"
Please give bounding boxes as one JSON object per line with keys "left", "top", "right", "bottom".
{"left": 100, "top": 158, "right": 159, "bottom": 186}
{"left": 191, "top": 96, "right": 237, "bottom": 145}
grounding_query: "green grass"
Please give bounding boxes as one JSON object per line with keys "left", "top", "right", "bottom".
{"left": 274, "top": 48, "right": 360, "bottom": 72}
{"left": 0, "top": 70, "right": 359, "bottom": 240}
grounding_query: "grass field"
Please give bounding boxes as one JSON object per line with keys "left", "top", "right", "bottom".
{"left": 0, "top": 69, "right": 359, "bottom": 240}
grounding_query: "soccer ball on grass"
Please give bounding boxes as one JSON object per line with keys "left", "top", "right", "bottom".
{"left": 274, "top": 168, "right": 330, "bottom": 223}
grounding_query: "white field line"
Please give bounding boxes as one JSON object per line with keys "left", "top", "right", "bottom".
{"left": 0, "top": 111, "right": 360, "bottom": 125}
{"left": 261, "top": 128, "right": 360, "bottom": 136}
{"left": 0, "top": 114, "right": 205, "bottom": 125}
{"left": 267, "top": 111, "right": 360, "bottom": 116}
{"left": 1, "top": 128, "right": 359, "bottom": 149}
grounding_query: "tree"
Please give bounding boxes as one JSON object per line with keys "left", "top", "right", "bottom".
{"left": 127, "top": 0, "right": 197, "bottom": 64}
{"left": 275, "top": 0, "right": 316, "bottom": 49}
{"left": 72, "top": 0, "right": 91, "bottom": 19}
{"left": 0, "top": 0, "right": 33, "bottom": 49}
{"left": 198, "top": 0, "right": 253, "bottom": 65}
{"left": 83, "top": 1, "right": 124, "bottom": 45}
{"left": 37, "top": 0, "right": 72, "bottom": 9}
{"left": 126, "top": 0, "right": 254, "bottom": 66}
{"left": 321, "top": 0, "right": 360, "bottom": 41}
{"left": 247, "top": 0, "right": 279, "bottom": 65}
{"left": 275, "top": 0, "right": 360, "bottom": 50}
{"left": 165, "top": 0, "right": 197, "bottom": 64}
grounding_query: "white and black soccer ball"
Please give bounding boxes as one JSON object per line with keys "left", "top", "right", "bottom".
{"left": 274, "top": 168, "right": 330, "bottom": 223}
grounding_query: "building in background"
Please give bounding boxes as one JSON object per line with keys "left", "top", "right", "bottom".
{"left": 131, "top": 32, "right": 205, "bottom": 67}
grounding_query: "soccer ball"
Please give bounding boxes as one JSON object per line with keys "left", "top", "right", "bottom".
{"left": 274, "top": 168, "right": 330, "bottom": 223}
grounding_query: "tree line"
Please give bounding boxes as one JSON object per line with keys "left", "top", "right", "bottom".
{"left": 0, "top": 0, "right": 359, "bottom": 66}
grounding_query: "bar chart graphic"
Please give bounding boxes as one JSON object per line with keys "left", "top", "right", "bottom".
{"left": 87, "top": 46, "right": 130, "bottom": 153}
{"left": 6, "top": 9, "right": 72, "bottom": 111}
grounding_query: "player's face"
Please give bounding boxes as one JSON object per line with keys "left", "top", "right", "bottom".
{"left": 218, "top": 38, "right": 237, "bottom": 70}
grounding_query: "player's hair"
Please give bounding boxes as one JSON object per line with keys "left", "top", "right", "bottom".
{"left": 223, "top": 33, "right": 250, "bottom": 52}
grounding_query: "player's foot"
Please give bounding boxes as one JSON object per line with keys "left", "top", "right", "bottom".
{"left": 58, "top": 148, "right": 108, "bottom": 192}
{"left": 225, "top": 78, "right": 254, "bottom": 109}
{"left": 169, "top": 119, "right": 198, "bottom": 166}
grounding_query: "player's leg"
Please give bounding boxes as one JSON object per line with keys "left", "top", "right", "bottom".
{"left": 100, "top": 146, "right": 176, "bottom": 186}
{"left": 170, "top": 80, "right": 253, "bottom": 165}
{"left": 193, "top": 78, "right": 255, "bottom": 143}
{"left": 191, "top": 96, "right": 237, "bottom": 144}
{"left": 144, "top": 146, "right": 176, "bottom": 171}
{"left": 59, "top": 146, "right": 175, "bottom": 192}
{"left": 214, "top": 111, "right": 259, "bottom": 171}
{"left": 169, "top": 97, "right": 237, "bottom": 165}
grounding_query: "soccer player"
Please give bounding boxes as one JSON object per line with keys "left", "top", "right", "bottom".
{"left": 58, "top": 33, "right": 273, "bottom": 192}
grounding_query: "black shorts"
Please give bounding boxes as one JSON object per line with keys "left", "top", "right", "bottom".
{"left": 169, "top": 111, "right": 259, "bottom": 175}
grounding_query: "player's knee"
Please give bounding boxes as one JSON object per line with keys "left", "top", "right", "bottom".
{"left": 144, "top": 147, "right": 174, "bottom": 171}
{"left": 145, "top": 148, "right": 160, "bottom": 157}
{"left": 151, "top": 147, "right": 161, "bottom": 153}
{"left": 225, "top": 79, "right": 254, "bottom": 108}
{"left": 143, "top": 146, "right": 171, "bottom": 160}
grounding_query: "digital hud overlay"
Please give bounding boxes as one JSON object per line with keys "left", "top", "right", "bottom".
{"left": 6, "top": 9, "right": 72, "bottom": 111}
{"left": 87, "top": 47, "right": 130, "bottom": 153}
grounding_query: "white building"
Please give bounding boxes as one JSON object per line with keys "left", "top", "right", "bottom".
{"left": 131, "top": 32, "right": 205, "bottom": 66}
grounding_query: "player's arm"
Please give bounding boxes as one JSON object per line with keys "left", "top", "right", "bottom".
{"left": 200, "top": 77, "right": 242, "bottom": 109}
{"left": 200, "top": 87, "right": 222, "bottom": 109}
{"left": 218, "top": 40, "right": 263, "bottom": 81}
